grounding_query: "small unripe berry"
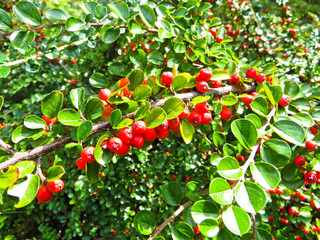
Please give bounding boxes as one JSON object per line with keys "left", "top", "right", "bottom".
{"left": 196, "top": 81, "right": 208, "bottom": 93}
{"left": 37, "top": 186, "right": 53, "bottom": 202}
{"left": 161, "top": 72, "right": 173, "bottom": 86}
{"left": 108, "top": 137, "right": 123, "bottom": 152}
{"left": 47, "top": 179, "right": 64, "bottom": 193}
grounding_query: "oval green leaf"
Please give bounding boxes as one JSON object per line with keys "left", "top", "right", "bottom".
{"left": 217, "top": 156, "right": 242, "bottom": 180}
{"left": 209, "top": 177, "right": 233, "bottom": 205}
{"left": 161, "top": 182, "right": 183, "bottom": 206}
{"left": 144, "top": 107, "right": 167, "bottom": 129}
{"left": 138, "top": 5, "right": 156, "bottom": 28}
{"left": 89, "top": 72, "right": 108, "bottom": 88}
{"left": 108, "top": 2, "right": 129, "bottom": 21}
{"left": 0, "top": 166, "right": 20, "bottom": 188}
{"left": 84, "top": 98, "right": 105, "bottom": 120}
{"left": 191, "top": 200, "right": 219, "bottom": 224}
{"left": 171, "top": 222, "right": 194, "bottom": 240}
{"left": 13, "top": 1, "right": 42, "bottom": 26}
{"left": 199, "top": 219, "right": 219, "bottom": 238}
{"left": 77, "top": 120, "right": 93, "bottom": 142}
{"left": 45, "top": 8, "right": 69, "bottom": 21}
{"left": 133, "top": 85, "right": 152, "bottom": 102}
{"left": 271, "top": 120, "right": 305, "bottom": 146}
{"left": 185, "top": 181, "right": 202, "bottom": 202}
{"left": 222, "top": 206, "right": 251, "bottom": 236}
{"left": 250, "top": 162, "right": 280, "bottom": 189}
{"left": 180, "top": 119, "right": 194, "bottom": 144}
{"left": 58, "top": 109, "right": 83, "bottom": 126}
{"left": 70, "top": 88, "right": 85, "bottom": 110}
{"left": 100, "top": 24, "right": 120, "bottom": 44}
{"left": 134, "top": 210, "right": 156, "bottom": 235}
{"left": 24, "top": 115, "right": 46, "bottom": 129}
{"left": 231, "top": 119, "right": 257, "bottom": 149}
{"left": 41, "top": 90, "right": 63, "bottom": 119}
{"left": 162, "top": 97, "right": 186, "bottom": 120}
{"left": 261, "top": 139, "right": 291, "bottom": 167}
{"left": 47, "top": 165, "right": 65, "bottom": 182}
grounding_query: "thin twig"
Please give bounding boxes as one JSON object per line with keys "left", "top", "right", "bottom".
{"left": 252, "top": 213, "right": 257, "bottom": 240}
{"left": 195, "top": 129, "right": 222, "bottom": 155}
{"left": 0, "top": 138, "right": 16, "bottom": 155}
{"left": 36, "top": 157, "right": 46, "bottom": 183}
{"left": 58, "top": 62, "right": 74, "bottom": 76}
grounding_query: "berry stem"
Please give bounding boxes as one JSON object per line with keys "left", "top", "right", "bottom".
{"left": 36, "top": 157, "right": 46, "bottom": 183}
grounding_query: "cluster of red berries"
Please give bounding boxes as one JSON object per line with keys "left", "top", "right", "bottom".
{"left": 188, "top": 102, "right": 212, "bottom": 125}
{"left": 37, "top": 179, "right": 64, "bottom": 203}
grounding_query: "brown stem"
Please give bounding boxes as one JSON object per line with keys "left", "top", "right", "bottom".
{"left": 0, "top": 82, "right": 256, "bottom": 171}
{"left": 148, "top": 201, "right": 193, "bottom": 240}
{"left": 0, "top": 138, "right": 16, "bottom": 155}
{"left": 194, "top": 129, "right": 222, "bottom": 155}
{"left": 36, "top": 157, "right": 46, "bottom": 183}
{"left": 252, "top": 213, "right": 257, "bottom": 240}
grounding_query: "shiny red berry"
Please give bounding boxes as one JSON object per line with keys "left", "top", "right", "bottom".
{"left": 216, "top": 35, "right": 223, "bottom": 42}
{"left": 81, "top": 146, "right": 95, "bottom": 162}
{"left": 168, "top": 117, "right": 180, "bottom": 128}
{"left": 130, "top": 135, "right": 144, "bottom": 148}
{"left": 108, "top": 137, "right": 123, "bottom": 152}
{"left": 161, "top": 72, "right": 173, "bottom": 86}
{"left": 199, "top": 68, "right": 212, "bottom": 81}
{"left": 294, "top": 156, "right": 306, "bottom": 167}
{"left": 194, "top": 102, "right": 209, "bottom": 113}
{"left": 255, "top": 73, "right": 266, "bottom": 83}
{"left": 210, "top": 80, "right": 222, "bottom": 88}
{"left": 306, "top": 140, "right": 318, "bottom": 151}
{"left": 220, "top": 108, "right": 233, "bottom": 120}
{"left": 115, "top": 143, "right": 130, "bottom": 156}
{"left": 196, "top": 81, "right": 208, "bottom": 93}
{"left": 76, "top": 157, "right": 86, "bottom": 170}
{"left": 245, "top": 68, "right": 257, "bottom": 79}
{"left": 47, "top": 179, "right": 64, "bottom": 193}
{"left": 188, "top": 112, "right": 202, "bottom": 125}
{"left": 229, "top": 73, "right": 240, "bottom": 85}
{"left": 156, "top": 128, "right": 169, "bottom": 139}
{"left": 278, "top": 94, "right": 290, "bottom": 107}
{"left": 118, "top": 127, "right": 133, "bottom": 143}
{"left": 43, "top": 115, "right": 57, "bottom": 125}
{"left": 132, "top": 120, "right": 147, "bottom": 135}
{"left": 200, "top": 112, "right": 212, "bottom": 124}
{"left": 99, "top": 88, "right": 111, "bottom": 102}
{"left": 304, "top": 172, "right": 317, "bottom": 184}
{"left": 241, "top": 95, "right": 253, "bottom": 105}
{"left": 143, "top": 128, "right": 157, "bottom": 141}
{"left": 37, "top": 185, "right": 53, "bottom": 202}
{"left": 209, "top": 28, "right": 217, "bottom": 36}
{"left": 178, "top": 107, "right": 189, "bottom": 119}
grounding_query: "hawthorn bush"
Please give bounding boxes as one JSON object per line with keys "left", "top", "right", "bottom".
{"left": 1, "top": 0, "right": 320, "bottom": 240}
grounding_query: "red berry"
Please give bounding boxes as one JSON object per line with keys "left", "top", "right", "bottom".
{"left": 209, "top": 28, "right": 217, "bottom": 36}
{"left": 310, "top": 127, "right": 318, "bottom": 136}
{"left": 306, "top": 140, "right": 318, "bottom": 151}
{"left": 245, "top": 68, "right": 257, "bottom": 79}
{"left": 210, "top": 80, "right": 222, "bottom": 88}
{"left": 37, "top": 186, "right": 53, "bottom": 202}
{"left": 278, "top": 94, "right": 290, "bottom": 107}
{"left": 304, "top": 172, "right": 317, "bottom": 184}
{"left": 193, "top": 226, "right": 200, "bottom": 235}
{"left": 188, "top": 112, "right": 202, "bottom": 125}
{"left": 216, "top": 35, "right": 223, "bottom": 43}
{"left": 236, "top": 155, "right": 245, "bottom": 161}
{"left": 43, "top": 115, "right": 57, "bottom": 125}
{"left": 172, "top": 175, "right": 176, "bottom": 180}
{"left": 241, "top": 95, "right": 253, "bottom": 105}
{"left": 199, "top": 68, "right": 212, "bottom": 81}
{"left": 288, "top": 208, "right": 295, "bottom": 215}
{"left": 168, "top": 117, "right": 180, "bottom": 128}
{"left": 81, "top": 146, "right": 95, "bottom": 162}
{"left": 303, "top": 228, "right": 310, "bottom": 234}
{"left": 76, "top": 157, "right": 86, "bottom": 170}
{"left": 294, "top": 156, "right": 306, "bottom": 167}
{"left": 194, "top": 102, "right": 209, "bottom": 113}
{"left": 161, "top": 72, "right": 173, "bottom": 86}
{"left": 229, "top": 73, "right": 240, "bottom": 85}
{"left": 115, "top": 143, "right": 130, "bottom": 156}
{"left": 179, "top": 108, "right": 189, "bottom": 119}
{"left": 130, "top": 135, "right": 144, "bottom": 148}
{"left": 118, "top": 127, "right": 133, "bottom": 143}
{"left": 255, "top": 73, "right": 266, "bottom": 83}
{"left": 143, "top": 128, "right": 157, "bottom": 141}
{"left": 157, "top": 119, "right": 168, "bottom": 131}
{"left": 250, "top": 92, "right": 259, "bottom": 97}
{"left": 156, "top": 128, "right": 169, "bottom": 139}
{"left": 47, "top": 179, "right": 64, "bottom": 193}
{"left": 132, "top": 120, "right": 147, "bottom": 135}
{"left": 268, "top": 216, "right": 274, "bottom": 221}
{"left": 220, "top": 108, "right": 233, "bottom": 120}
{"left": 196, "top": 81, "right": 208, "bottom": 93}
{"left": 71, "top": 60, "right": 76, "bottom": 64}
{"left": 108, "top": 137, "right": 123, "bottom": 152}
{"left": 99, "top": 89, "right": 111, "bottom": 102}
{"left": 200, "top": 112, "right": 212, "bottom": 124}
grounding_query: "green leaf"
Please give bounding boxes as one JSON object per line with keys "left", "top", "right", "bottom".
{"left": 47, "top": 165, "right": 65, "bottom": 182}
{"left": 144, "top": 107, "right": 167, "bottom": 129}
{"left": 262, "top": 63, "right": 278, "bottom": 75}
{"left": 128, "top": 19, "right": 146, "bottom": 34}
{"left": 0, "top": 66, "right": 10, "bottom": 78}
{"left": 245, "top": 114, "right": 261, "bottom": 128}
{"left": 222, "top": 206, "right": 251, "bottom": 236}
{"left": 191, "top": 96, "right": 211, "bottom": 104}
{"left": 162, "top": 97, "right": 186, "bottom": 120}
{"left": 226, "top": 61, "right": 236, "bottom": 76}
{"left": 271, "top": 120, "right": 305, "bottom": 146}
{"left": 130, "top": 49, "right": 147, "bottom": 68}
{"left": 11, "top": 126, "right": 43, "bottom": 143}
{"left": 70, "top": 88, "right": 85, "bottom": 110}
{"left": 127, "top": 69, "right": 144, "bottom": 91}
{"left": 289, "top": 113, "right": 314, "bottom": 128}
{"left": 161, "top": 182, "right": 183, "bottom": 206}
{"left": 191, "top": 200, "right": 219, "bottom": 224}
{"left": 100, "top": 24, "right": 120, "bottom": 44}
{"left": 96, "top": 5, "right": 107, "bottom": 19}
{"left": 281, "top": 163, "right": 305, "bottom": 189}
{"left": 77, "top": 120, "right": 93, "bottom": 141}
{"left": 108, "top": 2, "right": 129, "bottom": 21}
{"left": 45, "top": 8, "right": 69, "bottom": 21}
{"left": 0, "top": 166, "right": 20, "bottom": 188}
{"left": 231, "top": 119, "right": 257, "bottom": 149}
{"left": 263, "top": 82, "right": 282, "bottom": 105}
{"left": 180, "top": 119, "right": 194, "bottom": 144}
{"left": 235, "top": 181, "right": 267, "bottom": 213}
{"left": 284, "top": 81, "right": 300, "bottom": 98}
{"left": 251, "top": 96, "right": 268, "bottom": 117}
{"left": 212, "top": 132, "right": 226, "bottom": 147}
{"left": 41, "top": 91, "right": 64, "bottom": 119}
{"left": 13, "top": 1, "right": 42, "bottom": 26}
{"left": 84, "top": 97, "right": 105, "bottom": 120}
{"left": 24, "top": 115, "right": 46, "bottom": 129}
{"left": 221, "top": 95, "right": 237, "bottom": 106}
{"left": 261, "top": 139, "right": 291, "bottom": 167}
{"left": 15, "top": 161, "right": 35, "bottom": 179}
{"left": 171, "top": 222, "right": 194, "bottom": 240}
{"left": 146, "top": 76, "right": 160, "bottom": 95}
{"left": 0, "top": 96, "right": 3, "bottom": 111}
{"left": 66, "top": 17, "right": 86, "bottom": 31}
{"left": 209, "top": 177, "right": 233, "bottom": 205}
{"left": 86, "top": 161, "right": 100, "bottom": 183}
{"left": 250, "top": 162, "right": 280, "bottom": 189}
{"left": 217, "top": 156, "right": 242, "bottom": 180}
{"left": 172, "top": 75, "right": 187, "bottom": 91}
{"left": 147, "top": 51, "right": 164, "bottom": 65}
{"left": 138, "top": 5, "right": 156, "bottom": 28}
{"left": 185, "top": 181, "right": 202, "bottom": 201}
{"left": 174, "top": 42, "right": 186, "bottom": 53}
{"left": 58, "top": 109, "right": 83, "bottom": 126}
{"left": 133, "top": 85, "right": 152, "bottom": 102}
{"left": 199, "top": 219, "right": 219, "bottom": 238}
{"left": 89, "top": 72, "right": 108, "bottom": 88}
{"left": 114, "top": 118, "right": 133, "bottom": 129}
{"left": 211, "top": 69, "right": 230, "bottom": 80}
{"left": 118, "top": 101, "right": 138, "bottom": 114}
{"left": 109, "top": 109, "right": 122, "bottom": 127}
{"left": 108, "top": 62, "right": 127, "bottom": 76}
{"left": 132, "top": 212, "right": 157, "bottom": 237}
{"left": 0, "top": 9, "right": 13, "bottom": 30}
{"left": 134, "top": 101, "right": 150, "bottom": 120}
{"left": 94, "top": 135, "right": 114, "bottom": 166}
{"left": 10, "top": 31, "right": 35, "bottom": 49}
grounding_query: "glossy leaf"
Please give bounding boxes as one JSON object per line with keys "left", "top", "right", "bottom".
{"left": 147, "top": 51, "right": 164, "bottom": 65}
{"left": 162, "top": 97, "right": 186, "bottom": 120}
{"left": 251, "top": 96, "right": 268, "bottom": 117}
{"left": 185, "top": 181, "right": 201, "bottom": 201}
{"left": 133, "top": 85, "right": 152, "bottom": 102}
{"left": 15, "top": 161, "right": 35, "bottom": 179}
{"left": 263, "top": 82, "right": 282, "bottom": 105}
{"left": 134, "top": 210, "right": 156, "bottom": 235}
{"left": 289, "top": 113, "right": 314, "bottom": 128}
{"left": 231, "top": 119, "right": 257, "bottom": 149}
{"left": 191, "top": 96, "right": 211, "bottom": 104}
{"left": 217, "top": 156, "right": 242, "bottom": 180}
{"left": 209, "top": 177, "right": 233, "bottom": 205}
{"left": 94, "top": 135, "right": 114, "bottom": 166}
{"left": 24, "top": 115, "right": 46, "bottom": 129}
{"left": 211, "top": 69, "right": 230, "bottom": 80}
{"left": 70, "top": 88, "right": 85, "bottom": 110}
{"left": 138, "top": 5, "right": 156, "bottom": 28}
{"left": 0, "top": 166, "right": 20, "bottom": 188}
{"left": 96, "top": 5, "right": 107, "bottom": 19}
{"left": 58, "top": 109, "right": 83, "bottom": 126}
{"left": 77, "top": 120, "right": 93, "bottom": 141}
{"left": 66, "top": 17, "right": 86, "bottom": 31}
{"left": 108, "top": 63, "right": 126, "bottom": 76}
{"left": 45, "top": 8, "right": 69, "bottom": 21}
{"left": 134, "top": 101, "right": 150, "bottom": 120}
{"left": 114, "top": 118, "right": 133, "bottom": 129}
{"left": 235, "top": 181, "right": 267, "bottom": 213}
{"left": 109, "top": 109, "right": 122, "bottom": 128}
{"left": 89, "top": 72, "right": 108, "bottom": 88}
{"left": 127, "top": 69, "right": 144, "bottom": 91}
{"left": 13, "top": 1, "right": 42, "bottom": 26}
{"left": 108, "top": 2, "right": 129, "bottom": 21}
{"left": 7, "top": 175, "right": 40, "bottom": 208}
{"left": 128, "top": 19, "right": 146, "bottom": 34}
{"left": 262, "top": 63, "right": 278, "bottom": 75}
{"left": 180, "top": 119, "right": 194, "bottom": 144}
{"left": 172, "top": 75, "right": 187, "bottom": 91}
{"left": 0, "top": 66, "right": 10, "bottom": 78}
{"left": 271, "top": 120, "right": 305, "bottom": 146}
{"left": 281, "top": 163, "right": 305, "bottom": 189}
{"left": 130, "top": 49, "right": 147, "bottom": 68}
{"left": 144, "top": 107, "right": 167, "bottom": 129}
{"left": 171, "top": 222, "right": 194, "bottom": 240}
{"left": 41, "top": 91, "right": 64, "bottom": 119}
{"left": 0, "top": 96, "right": 3, "bottom": 111}
{"left": 86, "top": 161, "right": 100, "bottom": 183}
{"left": 0, "top": 9, "right": 13, "bottom": 30}
{"left": 221, "top": 95, "right": 237, "bottom": 106}
{"left": 161, "top": 182, "right": 183, "bottom": 206}
{"left": 250, "top": 162, "right": 280, "bottom": 189}
{"left": 84, "top": 98, "right": 105, "bottom": 120}
{"left": 199, "top": 219, "right": 219, "bottom": 238}
{"left": 100, "top": 24, "right": 120, "bottom": 44}
{"left": 191, "top": 200, "right": 219, "bottom": 224}
{"left": 222, "top": 206, "right": 251, "bottom": 236}
{"left": 47, "top": 165, "right": 65, "bottom": 182}
{"left": 11, "top": 126, "right": 43, "bottom": 143}
{"left": 10, "top": 31, "right": 35, "bottom": 49}
{"left": 261, "top": 139, "right": 291, "bottom": 167}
